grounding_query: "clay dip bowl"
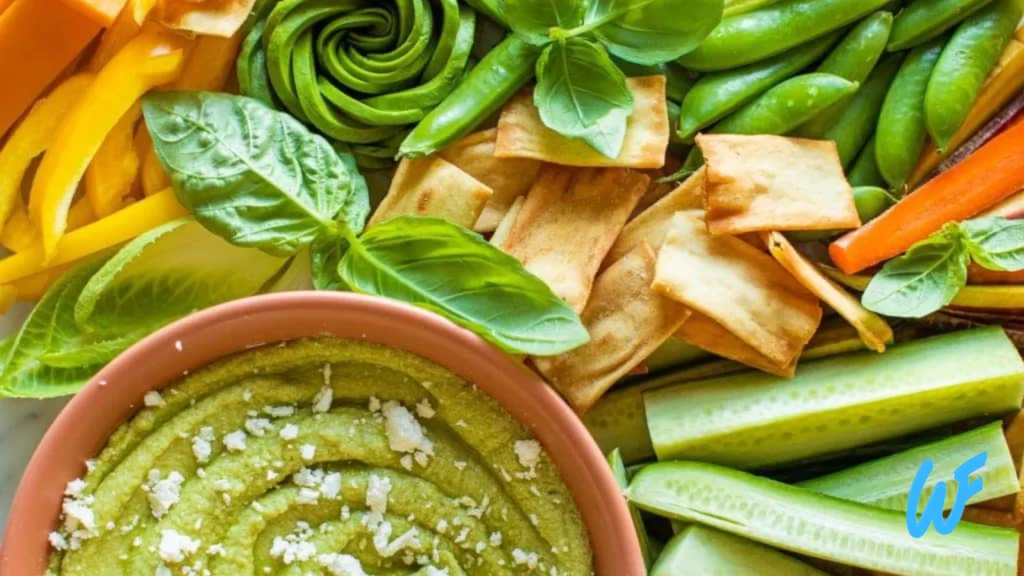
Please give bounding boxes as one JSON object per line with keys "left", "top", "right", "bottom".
{"left": 0, "top": 292, "right": 642, "bottom": 575}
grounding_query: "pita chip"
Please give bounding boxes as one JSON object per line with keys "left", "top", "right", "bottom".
{"left": 765, "top": 232, "right": 893, "bottom": 353}
{"left": 652, "top": 212, "right": 821, "bottom": 370}
{"left": 155, "top": 0, "right": 254, "bottom": 36}
{"left": 500, "top": 165, "right": 648, "bottom": 312}
{"left": 697, "top": 134, "right": 860, "bottom": 236}
{"left": 489, "top": 196, "right": 525, "bottom": 248}
{"left": 438, "top": 128, "right": 542, "bottom": 232}
{"left": 494, "top": 76, "right": 669, "bottom": 169}
{"left": 533, "top": 242, "right": 691, "bottom": 414}
{"left": 633, "top": 155, "right": 684, "bottom": 218}
{"left": 369, "top": 156, "right": 493, "bottom": 229}
{"left": 605, "top": 167, "right": 705, "bottom": 265}
{"left": 677, "top": 311, "right": 797, "bottom": 378}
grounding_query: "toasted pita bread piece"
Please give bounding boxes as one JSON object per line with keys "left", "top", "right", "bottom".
{"left": 369, "top": 156, "right": 493, "bottom": 229}
{"left": 697, "top": 134, "right": 859, "bottom": 236}
{"left": 533, "top": 242, "right": 691, "bottom": 414}
{"left": 605, "top": 168, "right": 705, "bottom": 265}
{"left": 495, "top": 77, "right": 669, "bottom": 169}
{"left": 489, "top": 196, "right": 525, "bottom": 248}
{"left": 677, "top": 311, "right": 797, "bottom": 378}
{"left": 765, "top": 232, "right": 893, "bottom": 353}
{"left": 652, "top": 212, "right": 821, "bottom": 369}
{"left": 500, "top": 165, "right": 648, "bottom": 312}
{"left": 155, "top": 0, "right": 254, "bottom": 36}
{"left": 438, "top": 128, "right": 542, "bottom": 232}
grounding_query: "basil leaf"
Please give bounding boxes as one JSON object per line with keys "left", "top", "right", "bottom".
{"left": 960, "top": 216, "right": 1024, "bottom": 272}
{"left": 506, "top": 0, "right": 587, "bottom": 45}
{"left": 861, "top": 226, "right": 970, "bottom": 318}
{"left": 143, "top": 92, "right": 368, "bottom": 255}
{"left": 535, "top": 39, "right": 633, "bottom": 158}
{"left": 338, "top": 216, "right": 590, "bottom": 356}
{"left": 585, "top": 0, "right": 724, "bottom": 65}
{"left": 311, "top": 235, "right": 348, "bottom": 291}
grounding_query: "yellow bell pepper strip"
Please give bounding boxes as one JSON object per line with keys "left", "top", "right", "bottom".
{"left": 61, "top": 0, "right": 130, "bottom": 28}
{"left": 29, "top": 29, "right": 191, "bottom": 261}
{"left": 5, "top": 264, "right": 70, "bottom": 302}
{"left": 84, "top": 103, "right": 142, "bottom": 217}
{"left": 0, "top": 73, "right": 93, "bottom": 230}
{"left": 2, "top": 198, "right": 97, "bottom": 254}
{"left": 135, "top": 126, "right": 170, "bottom": 196}
{"left": 87, "top": 0, "right": 159, "bottom": 72}
{"left": 909, "top": 37, "right": 1024, "bottom": 187}
{"left": 0, "top": 0, "right": 100, "bottom": 139}
{"left": 0, "top": 285, "right": 15, "bottom": 314}
{"left": 0, "top": 188, "right": 187, "bottom": 284}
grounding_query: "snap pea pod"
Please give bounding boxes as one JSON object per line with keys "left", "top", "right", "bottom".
{"left": 666, "top": 101, "right": 692, "bottom": 157}
{"left": 677, "top": 0, "right": 892, "bottom": 71}
{"left": 676, "top": 31, "right": 842, "bottom": 143}
{"left": 787, "top": 186, "right": 895, "bottom": 242}
{"left": 888, "top": 0, "right": 995, "bottom": 51}
{"left": 847, "top": 136, "right": 888, "bottom": 188}
{"left": 795, "top": 12, "right": 893, "bottom": 139}
{"left": 875, "top": 37, "right": 947, "bottom": 192}
{"left": 822, "top": 53, "right": 904, "bottom": 167}
{"left": 463, "top": 0, "right": 507, "bottom": 28}
{"left": 614, "top": 58, "right": 697, "bottom": 103}
{"left": 399, "top": 35, "right": 542, "bottom": 158}
{"left": 676, "top": 74, "right": 860, "bottom": 174}
{"left": 924, "top": 0, "right": 1022, "bottom": 150}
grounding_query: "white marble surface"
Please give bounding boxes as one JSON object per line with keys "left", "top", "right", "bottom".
{"left": 0, "top": 303, "right": 67, "bottom": 533}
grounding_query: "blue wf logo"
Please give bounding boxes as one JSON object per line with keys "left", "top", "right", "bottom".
{"left": 906, "top": 451, "right": 987, "bottom": 538}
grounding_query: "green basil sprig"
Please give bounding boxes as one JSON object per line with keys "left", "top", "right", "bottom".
{"left": 145, "top": 92, "right": 589, "bottom": 356}
{"left": 862, "top": 217, "right": 1024, "bottom": 318}
{"left": 505, "top": 0, "right": 722, "bottom": 158}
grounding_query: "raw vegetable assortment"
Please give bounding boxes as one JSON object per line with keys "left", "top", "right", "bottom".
{"left": 3, "top": 0, "right": 1024, "bottom": 574}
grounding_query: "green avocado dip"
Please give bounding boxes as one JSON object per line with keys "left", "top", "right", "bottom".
{"left": 46, "top": 338, "right": 593, "bottom": 576}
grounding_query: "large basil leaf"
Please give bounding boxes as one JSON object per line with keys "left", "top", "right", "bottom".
{"left": 960, "top": 217, "right": 1024, "bottom": 272}
{"left": 337, "top": 216, "right": 589, "bottom": 355}
{"left": 0, "top": 255, "right": 136, "bottom": 398}
{"left": 143, "top": 92, "right": 368, "bottom": 255}
{"left": 75, "top": 218, "right": 287, "bottom": 335}
{"left": 861, "top": 225, "right": 970, "bottom": 318}
{"left": 506, "top": 0, "right": 587, "bottom": 45}
{"left": 535, "top": 39, "right": 634, "bottom": 158}
{"left": 584, "top": 0, "right": 724, "bottom": 64}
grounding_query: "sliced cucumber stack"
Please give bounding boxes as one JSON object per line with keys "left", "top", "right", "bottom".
{"left": 630, "top": 461, "right": 1019, "bottom": 576}
{"left": 607, "top": 449, "right": 654, "bottom": 569}
{"left": 646, "top": 327, "right": 1024, "bottom": 468}
{"left": 652, "top": 525, "right": 829, "bottom": 576}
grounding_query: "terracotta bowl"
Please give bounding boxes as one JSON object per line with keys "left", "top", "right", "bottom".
{"left": 0, "top": 292, "right": 642, "bottom": 575}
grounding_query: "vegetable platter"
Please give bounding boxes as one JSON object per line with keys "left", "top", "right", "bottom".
{"left": 4, "top": 0, "right": 1024, "bottom": 574}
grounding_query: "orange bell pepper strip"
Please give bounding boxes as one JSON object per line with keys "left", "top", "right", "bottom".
{"left": 0, "top": 0, "right": 15, "bottom": 16}
{"left": 830, "top": 118, "right": 1024, "bottom": 275}
{"left": 0, "top": 72, "right": 93, "bottom": 230}
{"left": 29, "top": 29, "right": 191, "bottom": 261}
{"left": 0, "top": 188, "right": 187, "bottom": 285}
{"left": 908, "top": 38, "right": 1024, "bottom": 188}
{"left": 87, "top": 0, "right": 159, "bottom": 72}
{"left": 61, "top": 0, "right": 130, "bottom": 28}
{"left": 2, "top": 198, "right": 98, "bottom": 254}
{"left": 84, "top": 103, "right": 142, "bottom": 217}
{"left": 10, "top": 265, "right": 71, "bottom": 301}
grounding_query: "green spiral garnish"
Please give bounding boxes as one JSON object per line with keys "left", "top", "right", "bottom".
{"left": 238, "top": 0, "right": 476, "bottom": 168}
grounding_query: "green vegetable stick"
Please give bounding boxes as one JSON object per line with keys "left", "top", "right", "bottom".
{"left": 823, "top": 52, "right": 904, "bottom": 167}
{"left": 652, "top": 525, "right": 829, "bottom": 576}
{"left": 847, "top": 135, "right": 888, "bottom": 187}
{"left": 888, "top": 0, "right": 997, "bottom": 51}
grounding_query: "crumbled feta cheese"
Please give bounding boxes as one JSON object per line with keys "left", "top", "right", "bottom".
{"left": 514, "top": 440, "right": 542, "bottom": 470}
{"left": 269, "top": 523, "right": 317, "bottom": 565}
{"left": 296, "top": 487, "right": 321, "bottom": 505}
{"left": 242, "top": 389, "right": 253, "bottom": 402}
{"left": 145, "top": 470, "right": 185, "bottom": 519}
{"left": 85, "top": 459, "right": 97, "bottom": 473}
{"left": 489, "top": 532, "right": 502, "bottom": 547}
{"left": 372, "top": 522, "right": 420, "bottom": 558}
{"left": 321, "top": 472, "right": 342, "bottom": 500}
{"left": 366, "top": 474, "right": 391, "bottom": 523}
{"left": 400, "top": 455, "right": 414, "bottom": 471}
{"left": 264, "top": 405, "right": 295, "bottom": 418}
{"left": 206, "top": 544, "right": 226, "bottom": 556}
{"left": 341, "top": 505, "right": 350, "bottom": 520}
{"left": 382, "top": 401, "right": 434, "bottom": 469}
{"left": 436, "top": 519, "right": 448, "bottom": 534}
{"left": 415, "top": 399, "right": 435, "bottom": 419}
{"left": 192, "top": 426, "right": 214, "bottom": 463}
{"left": 312, "top": 385, "right": 333, "bottom": 414}
{"left": 244, "top": 418, "right": 274, "bottom": 437}
{"left": 49, "top": 532, "right": 68, "bottom": 550}
{"left": 453, "top": 461, "right": 467, "bottom": 471}
{"left": 512, "top": 548, "right": 539, "bottom": 569}
{"left": 158, "top": 529, "right": 200, "bottom": 564}
{"left": 425, "top": 567, "right": 449, "bottom": 576}
{"left": 279, "top": 423, "right": 299, "bottom": 440}
{"left": 155, "top": 563, "right": 172, "bottom": 576}
{"left": 453, "top": 528, "right": 469, "bottom": 544}
{"left": 368, "top": 396, "right": 381, "bottom": 412}
{"left": 144, "top": 391, "right": 166, "bottom": 408}
{"left": 222, "top": 430, "right": 247, "bottom": 452}
{"left": 529, "top": 513, "right": 539, "bottom": 526}
{"left": 455, "top": 420, "right": 467, "bottom": 428}
{"left": 318, "top": 553, "right": 368, "bottom": 576}
{"left": 266, "top": 470, "right": 279, "bottom": 481}
{"left": 299, "top": 444, "right": 316, "bottom": 462}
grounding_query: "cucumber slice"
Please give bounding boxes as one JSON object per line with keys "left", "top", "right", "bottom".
{"left": 585, "top": 320, "right": 868, "bottom": 464}
{"left": 799, "top": 421, "right": 1020, "bottom": 511}
{"left": 652, "top": 525, "right": 828, "bottom": 576}
{"left": 630, "top": 461, "right": 1019, "bottom": 576}
{"left": 646, "top": 327, "right": 1024, "bottom": 468}
{"left": 607, "top": 449, "right": 654, "bottom": 569}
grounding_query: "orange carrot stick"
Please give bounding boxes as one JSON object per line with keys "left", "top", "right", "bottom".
{"left": 830, "top": 117, "right": 1024, "bottom": 274}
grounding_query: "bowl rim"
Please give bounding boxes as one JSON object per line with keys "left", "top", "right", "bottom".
{"left": 0, "top": 291, "right": 643, "bottom": 575}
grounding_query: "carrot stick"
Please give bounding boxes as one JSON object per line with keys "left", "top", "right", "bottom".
{"left": 830, "top": 117, "right": 1024, "bottom": 274}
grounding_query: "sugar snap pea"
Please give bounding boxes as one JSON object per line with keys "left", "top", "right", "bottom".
{"left": 822, "top": 53, "right": 904, "bottom": 168}
{"left": 924, "top": 0, "right": 1022, "bottom": 150}
{"left": 677, "top": 0, "right": 891, "bottom": 71}
{"left": 795, "top": 12, "right": 893, "bottom": 139}
{"left": 887, "top": 0, "right": 995, "bottom": 51}
{"left": 875, "top": 37, "right": 946, "bottom": 191}
{"left": 676, "top": 31, "right": 842, "bottom": 143}
{"left": 847, "top": 136, "right": 888, "bottom": 188}
{"left": 399, "top": 35, "right": 542, "bottom": 158}
{"left": 614, "top": 59, "right": 697, "bottom": 103}
{"left": 787, "top": 186, "right": 895, "bottom": 242}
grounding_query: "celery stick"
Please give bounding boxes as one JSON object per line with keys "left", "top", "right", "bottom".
{"left": 652, "top": 525, "right": 828, "bottom": 576}
{"left": 799, "top": 421, "right": 1020, "bottom": 511}
{"left": 607, "top": 449, "right": 653, "bottom": 569}
{"left": 630, "top": 462, "right": 1019, "bottom": 576}
{"left": 646, "top": 327, "right": 1024, "bottom": 468}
